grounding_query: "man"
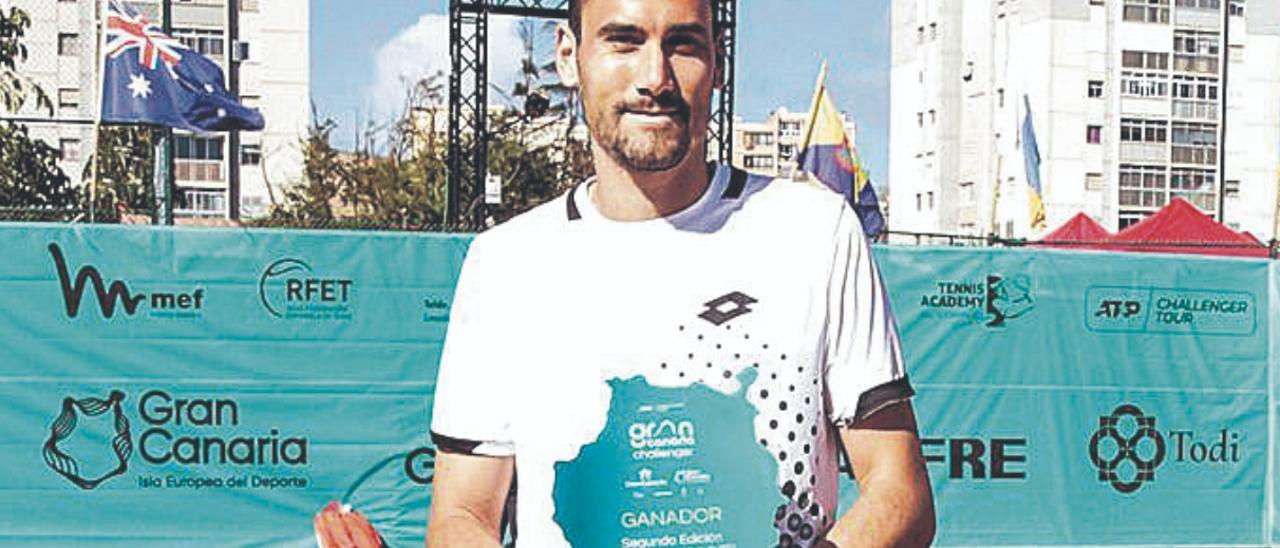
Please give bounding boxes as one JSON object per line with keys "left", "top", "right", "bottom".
{"left": 427, "top": 0, "right": 935, "bottom": 546}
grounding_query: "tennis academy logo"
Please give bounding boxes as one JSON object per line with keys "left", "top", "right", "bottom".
{"left": 48, "top": 243, "right": 205, "bottom": 319}
{"left": 258, "top": 258, "right": 354, "bottom": 320}
{"left": 916, "top": 273, "right": 1034, "bottom": 327}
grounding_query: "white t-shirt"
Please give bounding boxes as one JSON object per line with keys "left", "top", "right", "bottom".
{"left": 430, "top": 163, "right": 911, "bottom": 547}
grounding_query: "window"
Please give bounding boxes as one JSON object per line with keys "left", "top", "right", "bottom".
{"left": 1170, "top": 167, "right": 1217, "bottom": 211}
{"left": 1121, "top": 71, "right": 1169, "bottom": 97}
{"left": 928, "top": 191, "right": 935, "bottom": 209}
{"left": 1120, "top": 118, "right": 1168, "bottom": 143}
{"left": 1229, "top": 0, "right": 1245, "bottom": 16}
{"left": 1119, "top": 164, "right": 1168, "bottom": 208}
{"left": 1175, "top": 0, "right": 1220, "bottom": 8}
{"left": 929, "top": 22, "right": 938, "bottom": 40}
{"left": 1173, "top": 30, "right": 1220, "bottom": 74}
{"left": 743, "top": 155, "right": 774, "bottom": 169}
{"left": 57, "top": 88, "right": 80, "bottom": 110}
{"left": 779, "top": 121, "right": 802, "bottom": 137}
{"left": 917, "top": 26, "right": 925, "bottom": 44}
{"left": 1088, "top": 80, "right": 1104, "bottom": 98}
{"left": 1090, "top": 0, "right": 1105, "bottom": 5}
{"left": 1171, "top": 121, "right": 1217, "bottom": 165}
{"left": 240, "top": 144, "right": 262, "bottom": 166}
{"left": 1119, "top": 211, "right": 1148, "bottom": 229}
{"left": 176, "top": 135, "right": 225, "bottom": 161}
{"left": 916, "top": 193, "right": 922, "bottom": 211}
{"left": 929, "top": 109, "right": 936, "bottom": 124}
{"left": 1172, "top": 75, "right": 1219, "bottom": 101}
{"left": 1123, "top": 0, "right": 1170, "bottom": 23}
{"left": 778, "top": 144, "right": 795, "bottom": 160}
{"left": 172, "top": 28, "right": 224, "bottom": 57}
{"left": 240, "top": 0, "right": 260, "bottom": 11}
{"left": 1122, "top": 50, "right": 1169, "bottom": 70}
{"left": 1087, "top": 125, "right": 1103, "bottom": 144}
{"left": 917, "top": 112, "right": 924, "bottom": 128}
{"left": 180, "top": 189, "right": 227, "bottom": 215}
{"left": 1086, "top": 172, "right": 1106, "bottom": 191}
{"left": 58, "top": 33, "right": 79, "bottom": 56}
{"left": 1223, "top": 179, "right": 1240, "bottom": 195}
{"left": 59, "top": 139, "right": 81, "bottom": 162}
{"left": 745, "top": 132, "right": 773, "bottom": 147}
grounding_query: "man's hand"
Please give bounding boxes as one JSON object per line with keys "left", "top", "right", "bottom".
{"left": 426, "top": 451, "right": 514, "bottom": 547}
{"left": 314, "top": 501, "right": 385, "bottom": 548}
{"left": 823, "top": 401, "right": 936, "bottom": 548}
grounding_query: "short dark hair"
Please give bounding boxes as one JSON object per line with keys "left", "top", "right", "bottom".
{"left": 567, "top": 0, "right": 716, "bottom": 40}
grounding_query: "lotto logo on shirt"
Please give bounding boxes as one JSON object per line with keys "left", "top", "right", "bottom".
{"left": 628, "top": 418, "right": 697, "bottom": 460}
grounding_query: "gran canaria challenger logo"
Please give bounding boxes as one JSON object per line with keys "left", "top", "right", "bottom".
{"left": 43, "top": 391, "right": 133, "bottom": 490}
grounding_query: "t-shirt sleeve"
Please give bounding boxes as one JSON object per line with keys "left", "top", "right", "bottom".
{"left": 429, "top": 237, "right": 516, "bottom": 457}
{"left": 823, "top": 202, "right": 914, "bottom": 426}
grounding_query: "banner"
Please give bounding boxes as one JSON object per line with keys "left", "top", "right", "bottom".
{"left": 0, "top": 224, "right": 1276, "bottom": 546}
{"left": 0, "top": 224, "right": 468, "bottom": 546}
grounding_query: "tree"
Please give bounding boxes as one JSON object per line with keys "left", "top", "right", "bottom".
{"left": 81, "top": 126, "right": 158, "bottom": 216}
{"left": 0, "top": 122, "right": 76, "bottom": 209}
{"left": 0, "top": 5, "right": 75, "bottom": 214}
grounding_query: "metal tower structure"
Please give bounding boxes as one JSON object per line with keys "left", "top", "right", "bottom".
{"left": 446, "top": 0, "right": 738, "bottom": 227}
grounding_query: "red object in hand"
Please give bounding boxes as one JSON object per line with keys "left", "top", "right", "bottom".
{"left": 314, "top": 500, "right": 386, "bottom": 548}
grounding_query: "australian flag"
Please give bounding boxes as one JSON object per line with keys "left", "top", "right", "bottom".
{"left": 100, "top": 0, "right": 263, "bottom": 132}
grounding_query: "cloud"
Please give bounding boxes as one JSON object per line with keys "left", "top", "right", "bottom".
{"left": 365, "top": 13, "right": 527, "bottom": 123}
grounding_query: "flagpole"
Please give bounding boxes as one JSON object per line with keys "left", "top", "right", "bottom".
{"left": 90, "top": 0, "right": 109, "bottom": 223}
{"left": 796, "top": 60, "right": 828, "bottom": 167}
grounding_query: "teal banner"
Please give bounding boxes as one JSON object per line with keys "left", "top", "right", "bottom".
{"left": 0, "top": 224, "right": 1276, "bottom": 546}
{"left": 0, "top": 224, "right": 469, "bottom": 546}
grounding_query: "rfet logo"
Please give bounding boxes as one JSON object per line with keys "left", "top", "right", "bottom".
{"left": 43, "top": 391, "right": 133, "bottom": 490}
{"left": 258, "top": 258, "right": 354, "bottom": 320}
{"left": 1088, "top": 403, "right": 1242, "bottom": 494}
{"left": 48, "top": 243, "right": 205, "bottom": 319}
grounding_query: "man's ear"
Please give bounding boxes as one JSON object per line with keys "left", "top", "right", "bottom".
{"left": 555, "top": 22, "right": 580, "bottom": 88}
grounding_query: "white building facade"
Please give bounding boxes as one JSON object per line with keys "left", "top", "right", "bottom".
{"left": 733, "top": 107, "right": 857, "bottom": 181}
{"left": 889, "top": 0, "right": 1280, "bottom": 240}
{"left": 11, "top": 0, "right": 309, "bottom": 220}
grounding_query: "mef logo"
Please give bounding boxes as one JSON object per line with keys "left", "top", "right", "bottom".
{"left": 258, "top": 258, "right": 354, "bottom": 320}
{"left": 48, "top": 243, "right": 205, "bottom": 319}
{"left": 42, "top": 391, "right": 133, "bottom": 490}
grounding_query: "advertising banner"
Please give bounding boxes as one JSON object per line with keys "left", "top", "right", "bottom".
{"left": 0, "top": 225, "right": 1276, "bottom": 546}
{"left": 0, "top": 224, "right": 468, "bottom": 546}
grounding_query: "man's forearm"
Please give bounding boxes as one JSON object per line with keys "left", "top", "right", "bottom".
{"left": 426, "top": 513, "right": 504, "bottom": 547}
{"left": 821, "top": 473, "right": 936, "bottom": 548}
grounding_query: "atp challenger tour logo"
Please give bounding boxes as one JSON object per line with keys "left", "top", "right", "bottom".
{"left": 42, "top": 389, "right": 311, "bottom": 491}
{"left": 258, "top": 258, "right": 354, "bottom": 320}
{"left": 918, "top": 273, "right": 1034, "bottom": 327}
{"left": 1087, "top": 403, "right": 1242, "bottom": 494}
{"left": 48, "top": 243, "right": 205, "bottom": 319}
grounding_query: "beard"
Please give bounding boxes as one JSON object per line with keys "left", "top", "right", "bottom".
{"left": 589, "top": 92, "right": 694, "bottom": 172}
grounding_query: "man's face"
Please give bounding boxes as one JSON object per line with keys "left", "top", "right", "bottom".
{"left": 565, "top": 0, "right": 718, "bottom": 172}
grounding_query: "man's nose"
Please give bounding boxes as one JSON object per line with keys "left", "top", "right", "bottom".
{"left": 635, "top": 42, "right": 676, "bottom": 98}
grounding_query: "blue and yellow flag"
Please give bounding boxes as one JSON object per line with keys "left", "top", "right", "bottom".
{"left": 797, "top": 65, "right": 885, "bottom": 237}
{"left": 1020, "top": 94, "right": 1047, "bottom": 230}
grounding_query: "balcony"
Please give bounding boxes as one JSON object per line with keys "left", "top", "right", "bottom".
{"left": 1119, "top": 142, "right": 1168, "bottom": 163}
{"left": 1172, "top": 100, "right": 1218, "bottom": 120}
{"left": 175, "top": 160, "right": 224, "bottom": 183}
{"left": 175, "top": 189, "right": 228, "bottom": 218}
{"left": 1171, "top": 145, "right": 1217, "bottom": 165}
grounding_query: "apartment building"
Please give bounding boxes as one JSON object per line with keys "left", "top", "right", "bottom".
{"left": 733, "top": 107, "right": 857, "bottom": 181}
{"left": 11, "top": 0, "right": 309, "bottom": 219}
{"left": 889, "top": 0, "right": 1280, "bottom": 239}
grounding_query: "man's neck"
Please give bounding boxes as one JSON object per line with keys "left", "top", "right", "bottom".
{"left": 590, "top": 146, "right": 711, "bottom": 222}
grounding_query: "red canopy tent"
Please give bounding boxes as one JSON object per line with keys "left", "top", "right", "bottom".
{"left": 1032, "top": 213, "right": 1111, "bottom": 248}
{"left": 1102, "top": 197, "right": 1270, "bottom": 258}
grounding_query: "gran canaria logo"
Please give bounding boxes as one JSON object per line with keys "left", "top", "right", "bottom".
{"left": 43, "top": 391, "right": 133, "bottom": 490}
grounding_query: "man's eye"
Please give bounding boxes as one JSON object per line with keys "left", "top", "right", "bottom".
{"left": 605, "top": 34, "right": 644, "bottom": 47}
{"left": 667, "top": 36, "right": 705, "bottom": 54}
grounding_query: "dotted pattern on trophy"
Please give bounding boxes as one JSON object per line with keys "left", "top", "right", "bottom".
{"left": 654, "top": 311, "right": 831, "bottom": 548}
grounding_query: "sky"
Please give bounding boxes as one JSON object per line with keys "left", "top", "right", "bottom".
{"left": 310, "top": 0, "right": 892, "bottom": 186}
